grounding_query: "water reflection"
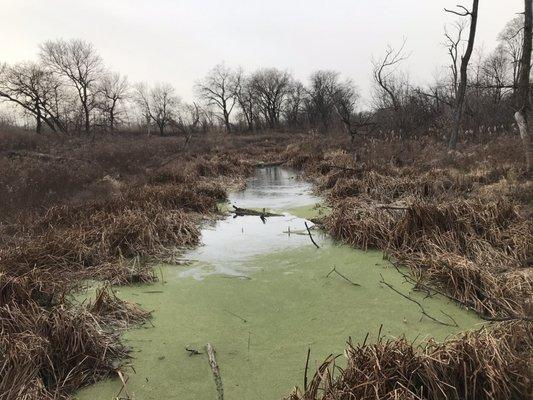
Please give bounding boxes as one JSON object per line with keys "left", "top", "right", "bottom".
{"left": 179, "top": 167, "right": 323, "bottom": 280}
{"left": 229, "top": 166, "right": 319, "bottom": 210}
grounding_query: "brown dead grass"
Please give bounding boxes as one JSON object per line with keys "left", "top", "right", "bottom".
{"left": 287, "top": 321, "right": 532, "bottom": 400}
{"left": 0, "top": 300, "right": 129, "bottom": 400}
{"left": 282, "top": 133, "right": 532, "bottom": 400}
{"left": 0, "top": 129, "right": 272, "bottom": 399}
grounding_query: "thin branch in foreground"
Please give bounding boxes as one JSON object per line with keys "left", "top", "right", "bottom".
{"left": 115, "top": 369, "right": 131, "bottom": 400}
{"left": 304, "top": 348, "right": 311, "bottom": 391}
{"left": 304, "top": 221, "right": 320, "bottom": 249}
{"left": 326, "top": 266, "right": 361, "bottom": 287}
{"left": 379, "top": 274, "right": 458, "bottom": 327}
{"left": 223, "top": 309, "right": 247, "bottom": 323}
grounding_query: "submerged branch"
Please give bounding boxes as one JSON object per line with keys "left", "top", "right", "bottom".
{"left": 223, "top": 309, "right": 247, "bottom": 323}
{"left": 326, "top": 266, "right": 361, "bottom": 286}
{"left": 379, "top": 274, "right": 458, "bottom": 327}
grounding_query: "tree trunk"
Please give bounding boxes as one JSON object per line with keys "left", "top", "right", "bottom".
{"left": 36, "top": 115, "right": 42, "bottom": 134}
{"left": 82, "top": 86, "right": 90, "bottom": 132}
{"left": 109, "top": 107, "right": 115, "bottom": 132}
{"left": 35, "top": 102, "right": 42, "bottom": 134}
{"left": 224, "top": 111, "right": 231, "bottom": 133}
{"left": 514, "top": 0, "right": 532, "bottom": 174}
{"left": 109, "top": 100, "right": 117, "bottom": 131}
{"left": 448, "top": 0, "right": 479, "bottom": 150}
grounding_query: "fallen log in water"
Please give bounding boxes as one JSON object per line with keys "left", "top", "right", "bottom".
{"left": 206, "top": 343, "right": 224, "bottom": 400}
{"left": 231, "top": 205, "right": 283, "bottom": 217}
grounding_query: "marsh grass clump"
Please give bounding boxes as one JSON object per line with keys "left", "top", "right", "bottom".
{"left": 288, "top": 322, "right": 532, "bottom": 400}
{"left": 88, "top": 286, "right": 151, "bottom": 328}
{"left": 94, "top": 257, "right": 158, "bottom": 285}
{"left": 324, "top": 199, "right": 532, "bottom": 319}
{"left": 3, "top": 190, "right": 202, "bottom": 274}
{"left": 0, "top": 300, "right": 129, "bottom": 400}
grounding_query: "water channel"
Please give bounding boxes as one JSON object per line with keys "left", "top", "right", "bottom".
{"left": 76, "top": 167, "right": 481, "bottom": 400}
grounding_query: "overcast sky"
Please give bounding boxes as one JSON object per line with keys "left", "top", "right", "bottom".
{"left": 0, "top": 0, "right": 523, "bottom": 106}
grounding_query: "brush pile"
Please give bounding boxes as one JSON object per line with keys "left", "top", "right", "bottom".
{"left": 283, "top": 134, "right": 533, "bottom": 399}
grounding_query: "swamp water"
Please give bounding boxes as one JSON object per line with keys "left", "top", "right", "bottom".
{"left": 75, "top": 167, "right": 482, "bottom": 400}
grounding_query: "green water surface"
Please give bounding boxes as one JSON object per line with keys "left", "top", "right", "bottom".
{"left": 75, "top": 167, "right": 482, "bottom": 400}
{"left": 75, "top": 243, "right": 481, "bottom": 400}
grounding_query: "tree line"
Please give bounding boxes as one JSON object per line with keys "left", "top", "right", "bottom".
{"left": 0, "top": 1, "right": 531, "bottom": 169}
{"left": 0, "top": 41, "right": 360, "bottom": 139}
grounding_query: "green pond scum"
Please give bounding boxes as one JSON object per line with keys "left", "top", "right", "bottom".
{"left": 75, "top": 168, "right": 482, "bottom": 400}
{"left": 75, "top": 241, "right": 482, "bottom": 400}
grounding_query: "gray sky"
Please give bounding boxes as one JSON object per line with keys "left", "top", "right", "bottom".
{"left": 0, "top": 0, "right": 522, "bottom": 105}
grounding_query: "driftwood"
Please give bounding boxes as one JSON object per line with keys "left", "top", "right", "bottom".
{"left": 231, "top": 206, "right": 282, "bottom": 217}
{"left": 305, "top": 222, "right": 320, "bottom": 249}
{"left": 206, "top": 343, "right": 224, "bottom": 400}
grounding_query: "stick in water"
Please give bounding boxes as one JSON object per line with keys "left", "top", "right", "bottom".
{"left": 304, "top": 348, "right": 311, "bottom": 391}
{"left": 304, "top": 221, "right": 320, "bottom": 249}
{"left": 379, "top": 274, "right": 458, "bottom": 327}
{"left": 206, "top": 343, "right": 224, "bottom": 400}
{"left": 326, "top": 266, "right": 361, "bottom": 286}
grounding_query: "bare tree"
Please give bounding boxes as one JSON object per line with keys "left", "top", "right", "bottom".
{"left": 305, "top": 70, "right": 340, "bottom": 134}
{"left": 249, "top": 68, "right": 291, "bottom": 129}
{"left": 195, "top": 64, "right": 239, "bottom": 133}
{"left": 498, "top": 16, "right": 526, "bottom": 91}
{"left": 284, "top": 80, "right": 306, "bottom": 128}
{"left": 445, "top": 0, "right": 479, "bottom": 149}
{"left": 40, "top": 39, "right": 103, "bottom": 133}
{"left": 0, "top": 61, "right": 65, "bottom": 133}
{"left": 332, "top": 79, "right": 360, "bottom": 141}
{"left": 481, "top": 46, "right": 511, "bottom": 103}
{"left": 514, "top": 0, "right": 532, "bottom": 173}
{"left": 97, "top": 72, "right": 129, "bottom": 131}
{"left": 372, "top": 41, "right": 410, "bottom": 135}
{"left": 174, "top": 102, "right": 204, "bottom": 146}
{"left": 235, "top": 72, "right": 257, "bottom": 131}
{"left": 135, "top": 82, "right": 179, "bottom": 136}
{"left": 444, "top": 21, "right": 466, "bottom": 98}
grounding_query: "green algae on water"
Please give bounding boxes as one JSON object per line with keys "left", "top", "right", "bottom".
{"left": 75, "top": 242, "right": 482, "bottom": 400}
{"left": 288, "top": 202, "right": 331, "bottom": 220}
{"left": 76, "top": 167, "right": 482, "bottom": 400}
